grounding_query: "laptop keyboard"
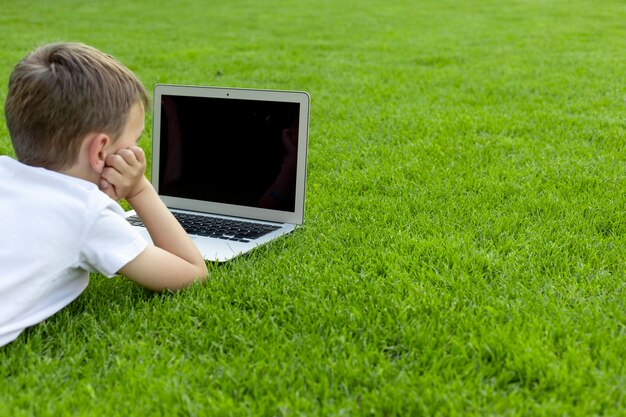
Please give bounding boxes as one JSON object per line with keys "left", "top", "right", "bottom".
{"left": 126, "top": 212, "right": 281, "bottom": 242}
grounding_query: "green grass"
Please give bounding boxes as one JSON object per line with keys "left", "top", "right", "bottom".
{"left": 1, "top": 0, "right": 626, "bottom": 415}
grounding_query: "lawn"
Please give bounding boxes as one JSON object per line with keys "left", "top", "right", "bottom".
{"left": 1, "top": 0, "right": 626, "bottom": 415}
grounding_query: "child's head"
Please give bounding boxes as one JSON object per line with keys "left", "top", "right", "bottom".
{"left": 4, "top": 42, "right": 149, "bottom": 170}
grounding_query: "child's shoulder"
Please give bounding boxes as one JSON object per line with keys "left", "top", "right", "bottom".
{"left": 1, "top": 155, "right": 96, "bottom": 190}
{"left": 0, "top": 155, "right": 115, "bottom": 221}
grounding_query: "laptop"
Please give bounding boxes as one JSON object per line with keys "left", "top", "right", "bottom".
{"left": 126, "top": 84, "right": 310, "bottom": 262}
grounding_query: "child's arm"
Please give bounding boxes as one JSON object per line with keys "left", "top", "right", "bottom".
{"left": 100, "top": 146, "right": 208, "bottom": 291}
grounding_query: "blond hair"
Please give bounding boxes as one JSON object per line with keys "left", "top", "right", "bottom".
{"left": 4, "top": 42, "right": 149, "bottom": 170}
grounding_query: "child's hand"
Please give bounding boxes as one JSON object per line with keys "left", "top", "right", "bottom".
{"left": 99, "top": 146, "right": 149, "bottom": 201}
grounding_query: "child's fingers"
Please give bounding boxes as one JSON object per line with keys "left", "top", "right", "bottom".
{"left": 114, "top": 148, "right": 137, "bottom": 165}
{"left": 101, "top": 147, "right": 146, "bottom": 201}
{"left": 101, "top": 165, "right": 123, "bottom": 185}
{"left": 104, "top": 153, "right": 126, "bottom": 172}
{"left": 108, "top": 147, "right": 145, "bottom": 172}
{"left": 129, "top": 146, "right": 145, "bottom": 163}
{"left": 105, "top": 150, "right": 137, "bottom": 175}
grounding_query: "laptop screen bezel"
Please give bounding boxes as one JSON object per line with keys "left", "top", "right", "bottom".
{"left": 151, "top": 84, "right": 310, "bottom": 225}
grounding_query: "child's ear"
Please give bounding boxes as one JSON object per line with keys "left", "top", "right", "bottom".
{"left": 87, "top": 133, "right": 110, "bottom": 173}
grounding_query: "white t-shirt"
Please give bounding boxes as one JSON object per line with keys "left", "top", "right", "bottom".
{"left": 0, "top": 156, "right": 148, "bottom": 347}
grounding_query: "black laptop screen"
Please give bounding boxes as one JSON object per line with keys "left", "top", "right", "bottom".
{"left": 158, "top": 95, "right": 300, "bottom": 212}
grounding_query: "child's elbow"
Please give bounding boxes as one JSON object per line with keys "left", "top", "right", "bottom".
{"left": 160, "top": 264, "right": 209, "bottom": 293}
{"left": 194, "top": 263, "right": 209, "bottom": 284}
{"left": 180, "top": 263, "right": 209, "bottom": 291}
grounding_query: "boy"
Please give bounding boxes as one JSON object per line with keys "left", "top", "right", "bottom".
{"left": 0, "top": 42, "right": 208, "bottom": 347}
